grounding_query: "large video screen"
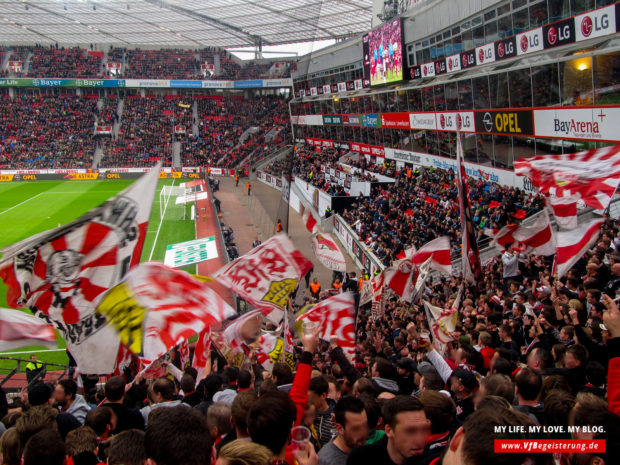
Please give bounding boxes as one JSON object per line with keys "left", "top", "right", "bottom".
{"left": 365, "top": 18, "right": 404, "bottom": 86}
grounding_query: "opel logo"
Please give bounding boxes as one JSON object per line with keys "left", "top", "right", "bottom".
{"left": 482, "top": 112, "right": 494, "bottom": 132}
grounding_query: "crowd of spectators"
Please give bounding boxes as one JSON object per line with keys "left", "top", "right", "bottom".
{"left": 124, "top": 49, "right": 197, "bottom": 80}
{"left": 26, "top": 46, "right": 101, "bottom": 78}
{"left": 2, "top": 214, "right": 619, "bottom": 465}
{"left": 0, "top": 93, "right": 96, "bottom": 169}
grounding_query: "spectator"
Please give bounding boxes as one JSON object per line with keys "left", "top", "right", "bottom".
{"left": 105, "top": 429, "right": 147, "bottom": 465}
{"left": 318, "top": 396, "right": 368, "bottom": 465}
{"left": 53, "top": 379, "right": 91, "bottom": 425}
{"left": 103, "top": 376, "right": 145, "bottom": 433}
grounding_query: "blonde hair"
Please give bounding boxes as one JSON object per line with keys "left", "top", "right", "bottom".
{"left": 218, "top": 440, "right": 272, "bottom": 465}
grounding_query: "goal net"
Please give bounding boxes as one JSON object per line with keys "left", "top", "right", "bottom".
{"left": 159, "top": 185, "right": 183, "bottom": 220}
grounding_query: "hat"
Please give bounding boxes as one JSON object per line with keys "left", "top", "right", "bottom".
{"left": 490, "top": 295, "right": 502, "bottom": 306}
{"left": 416, "top": 361, "right": 436, "bottom": 376}
{"left": 396, "top": 358, "right": 417, "bottom": 373}
{"left": 450, "top": 369, "right": 479, "bottom": 391}
{"left": 213, "top": 389, "right": 237, "bottom": 405}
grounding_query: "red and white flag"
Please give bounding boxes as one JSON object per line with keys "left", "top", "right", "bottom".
{"left": 423, "top": 300, "right": 458, "bottom": 348}
{"left": 384, "top": 258, "right": 417, "bottom": 301}
{"left": 512, "top": 211, "right": 556, "bottom": 256}
{"left": 0, "top": 165, "right": 160, "bottom": 374}
{"left": 282, "top": 311, "right": 295, "bottom": 370}
{"left": 360, "top": 271, "right": 384, "bottom": 306}
{"left": 192, "top": 329, "right": 212, "bottom": 381}
{"left": 97, "top": 262, "right": 236, "bottom": 365}
{"left": 514, "top": 145, "right": 620, "bottom": 210}
{"left": 302, "top": 210, "right": 318, "bottom": 234}
{"left": 0, "top": 308, "right": 56, "bottom": 351}
{"left": 296, "top": 292, "right": 356, "bottom": 358}
{"left": 554, "top": 218, "right": 605, "bottom": 278}
{"left": 222, "top": 309, "right": 263, "bottom": 354}
{"left": 411, "top": 236, "right": 452, "bottom": 275}
{"left": 456, "top": 135, "right": 482, "bottom": 283}
{"left": 485, "top": 224, "right": 519, "bottom": 252}
{"left": 256, "top": 331, "right": 285, "bottom": 371}
{"left": 547, "top": 196, "right": 578, "bottom": 230}
{"left": 177, "top": 340, "right": 190, "bottom": 370}
{"left": 212, "top": 234, "right": 313, "bottom": 323}
{"left": 312, "top": 233, "right": 346, "bottom": 272}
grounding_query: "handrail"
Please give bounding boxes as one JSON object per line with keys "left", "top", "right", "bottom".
{"left": 0, "top": 356, "right": 69, "bottom": 389}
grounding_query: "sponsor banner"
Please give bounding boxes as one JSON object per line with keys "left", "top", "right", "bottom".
{"left": 350, "top": 142, "right": 385, "bottom": 157}
{"left": 175, "top": 191, "right": 209, "bottom": 205}
{"left": 543, "top": 17, "right": 576, "bottom": 49}
{"left": 95, "top": 126, "right": 112, "bottom": 134}
{"left": 533, "top": 107, "right": 620, "bottom": 142}
{"left": 420, "top": 62, "right": 435, "bottom": 78}
{"left": 331, "top": 83, "right": 339, "bottom": 93}
{"left": 460, "top": 49, "right": 476, "bottom": 70}
{"left": 354, "top": 79, "right": 363, "bottom": 90}
{"left": 494, "top": 36, "right": 517, "bottom": 60}
{"left": 323, "top": 115, "right": 343, "bottom": 125}
{"left": 346, "top": 81, "right": 355, "bottom": 91}
{"left": 409, "top": 65, "right": 421, "bottom": 80}
{"left": 476, "top": 43, "right": 496, "bottom": 66}
{"left": 159, "top": 171, "right": 183, "bottom": 179}
{"left": 170, "top": 80, "right": 202, "bottom": 88}
{"left": 124, "top": 79, "right": 170, "bottom": 88}
{"left": 475, "top": 110, "right": 534, "bottom": 136}
{"left": 297, "top": 115, "right": 324, "bottom": 126}
{"left": 435, "top": 111, "right": 476, "bottom": 133}
{"left": 306, "top": 138, "right": 334, "bottom": 148}
{"left": 517, "top": 27, "right": 544, "bottom": 55}
{"left": 381, "top": 112, "right": 411, "bottom": 129}
{"left": 323, "top": 84, "right": 332, "bottom": 94}
{"left": 202, "top": 81, "right": 233, "bottom": 89}
{"left": 0, "top": 174, "right": 14, "bottom": 182}
{"left": 164, "top": 237, "right": 218, "bottom": 268}
{"left": 362, "top": 78, "right": 370, "bottom": 88}
{"left": 64, "top": 172, "right": 99, "bottom": 180}
{"left": 384, "top": 148, "right": 424, "bottom": 164}
{"left": 410, "top": 112, "right": 437, "bottom": 131}
{"left": 434, "top": 59, "right": 447, "bottom": 75}
{"left": 362, "top": 114, "right": 381, "bottom": 127}
{"left": 362, "top": 34, "right": 371, "bottom": 84}
{"left": 310, "top": 87, "right": 318, "bottom": 96}
{"left": 575, "top": 5, "right": 616, "bottom": 42}
{"left": 337, "top": 82, "right": 347, "bottom": 93}
{"left": 262, "top": 78, "right": 293, "bottom": 87}
{"left": 342, "top": 114, "right": 361, "bottom": 126}
{"left": 446, "top": 53, "right": 461, "bottom": 72}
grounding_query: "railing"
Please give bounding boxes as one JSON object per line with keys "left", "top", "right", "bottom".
{"left": 0, "top": 356, "right": 69, "bottom": 390}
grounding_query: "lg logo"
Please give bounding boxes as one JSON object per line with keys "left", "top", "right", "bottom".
{"left": 478, "top": 48, "right": 485, "bottom": 63}
{"left": 520, "top": 35, "right": 529, "bottom": 53}
{"left": 547, "top": 26, "right": 558, "bottom": 45}
{"left": 498, "top": 42, "right": 505, "bottom": 58}
{"left": 439, "top": 114, "right": 446, "bottom": 129}
{"left": 581, "top": 16, "right": 593, "bottom": 37}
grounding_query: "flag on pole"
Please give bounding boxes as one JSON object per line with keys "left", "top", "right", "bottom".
{"left": 514, "top": 145, "right": 620, "bottom": 210}
{"left": 384, "top": 258, "right": 417, "bottom": 301}
{"left": 511, "top": 210, "right": 556, "bottom": 256}
{"left": 222, "top": 309, "right": 263, "bottom": 354}
{"left": 295, "top": 292, "right": 356, "bottom": 358}
{"left": 312, "top": 233, "right": 346, "bottom": 272}
{"left": 192, "top": 329, "right": 212, "bottom": 381}
{"left": 96, "top": 262, "right": 236, "bottom": 366}
{"left": 485, "top": 224, "right": 519, "bottom": 252}
{"left": 456, "top": 134, "right": 482, "bottom": 283}
{"left": 282, "top": 311, "right": 295, "bottom": 370}
{"left": 411, "top": 236, "right": 452, "bottom": 275}
{"left": 302, "top": 210, "right": 319, "bottom": 234}
{"left": 0, "top": 165, "right": 160, "bottom": 374}
{"left": 212, "top": 234, "right": 313, "bottom": 323}
{"left": 547, "top": 196, "right": 579, "bottom": 230}
{"left": 554, "top": 218, "right": 605, "bottom": 278}
{"left": 0, "top": 308, "right": 57, "bottom": 351}
{"left": 256, "top": 330, "right": 286, "bottom": 371}
{"left": 423, "top": 300, "right": 458, "bottom": 349}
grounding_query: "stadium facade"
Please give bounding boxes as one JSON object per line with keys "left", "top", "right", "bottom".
{"left": 291, "top": 0, "right": 620, "bottom": 192}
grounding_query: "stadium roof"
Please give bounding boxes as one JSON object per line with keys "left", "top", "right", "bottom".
{"left": 0, "top": 0, "right": 373, "bottom": 48}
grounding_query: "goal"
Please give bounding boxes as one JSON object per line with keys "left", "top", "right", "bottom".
{"left": 159, "top": 185, "right": 182, "bottom": 220}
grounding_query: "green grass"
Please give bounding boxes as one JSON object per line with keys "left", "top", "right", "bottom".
{"left": 0, "top": 178, "right": 196, "bottom": 372}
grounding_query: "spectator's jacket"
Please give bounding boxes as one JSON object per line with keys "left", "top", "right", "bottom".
{"left": 65, "top": 394, "right": 91, "bottom": 425}
{"left": 330, "top": 346, "right": 361, "bottom": 384}
{"left": 314, "top": 399, "right": 337, "bottom": 448}
{"left": 289, "top": 351, "right": 313, "bottom": 426}
{"left": 140, "top": 399, "right": 183, "bottom": 423}
{"left": 608, "top": 337, "right": 620, "bottom": 416}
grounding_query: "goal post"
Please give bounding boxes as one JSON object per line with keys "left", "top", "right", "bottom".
{"left": 159, "top": 185, "right": 182, "bottom": 220}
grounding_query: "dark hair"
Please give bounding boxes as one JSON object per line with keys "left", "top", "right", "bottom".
{"left": 27, "top": 383, "right": 53, "bottom": 407}
{"left": 153, "top": 378, "right": 176, "bottom": 401}
{"left": 180, "top": 374, "right": 195, "bottom": 395}
{"left": 58, "top": 379, "right": 77, "bottom": 400}
{"left": 223, "top": 367, "right": 239, "bottom": 385}
{"left": 104, "top": 376, "right": 126, "bottom": 402}
{"left": 461, "top": 407, "right": 536, "bottom": 465}
{"left": 359, "top": 394, "right": 381, "bottom": 430}
{"left": 309, "top": 376, "right": 329, "bottom": 397}
{"left": 85, "top": 406, "right": 114, "bottom": 436}
{"left": 334, "top": 396, "right": 365, "bottom": 428}
{"left": 531, "top": 347, "right": 552, "bottom": 371}
{"left": 23, "top": 429, "right": 65, "bottom": 465}
{"left": 272, "top": 363, "right": 293, "bottom": 386}
{"left": 374, "top": 358, "right": 397, "bottom": 380}
{"left": 238, "top": 370, "right": 252, "bottom": 390}
{"left": 585, "top": 361, "right": 606, "bottom": 387}
{"left": 382, "top": 396, "right": 425, "bottom": 429}
{"left": 231, "top": 390, "right": 258, "bottom": 435}
{"left": 565, "top": 345, "right": 588, "bottom": 367}
{"left": 106, "top": 429, "right": 147, "bottom": 465}
{"left": 543, "top": 390, "right": 575, "bottom": 439}
{"left": 481, "top": 374, "right": 515, "bottom": 404}
{"left": 248, "top": 391, "right": 296, "bottom": 455}
{"left": 419, "top": 390, "right": 455, "bottom": 434}
{"left": 491, "top": 357, "right": 513, "bottom": 377}
{"left": 422, "top": 370, "right": 445, "bottom": 391}
{"left": 145, "top": 406, "right": 211, "bottom": 465}
{"left": 515, "top": 368, "right": 542, "bottom": 401}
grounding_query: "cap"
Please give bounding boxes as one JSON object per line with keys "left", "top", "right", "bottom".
{"left": 416, "top": 361, "right": 436, "bottom": 376}
{"left": 396, "top": 358, "right": 417, "bottom": 373}
{"left": 450, "top": 369, "right": 479, "bottom": 391}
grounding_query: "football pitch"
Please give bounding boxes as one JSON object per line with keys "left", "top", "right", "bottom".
{"left": 0, "top": 178, "right": 196, "bottom": 370}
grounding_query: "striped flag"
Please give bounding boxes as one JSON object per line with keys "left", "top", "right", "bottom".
{"left": 547, "top": 196, "right": 578, "bottom": 230}
{"left": 411, "top": 236, "right": 452, "bottom": 275}
{"left": 514, "top": 145, "right": 620, "bottom": 210}
{"left": 0, "top": 308, "right": 56, "bottom": 351}
{"left": 192, "top": 329, "right": 212, "bottom": 381}
{"left": 554, "top": 218, "right": 605, "bottom": 278}
{"left": 512, "top": 211, "right": 556, "bottom": 256}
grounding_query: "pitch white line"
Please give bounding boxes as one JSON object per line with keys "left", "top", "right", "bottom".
{"left": 0, "top": 192, "right": 44, "bottom": 216}
{"left": 148, "top": 179, "right": 176, "bottom": 260}
{"left": 0, "top": 349, "right": 65, "bottom": 356}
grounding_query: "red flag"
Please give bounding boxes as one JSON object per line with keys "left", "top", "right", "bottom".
{"left": 456, "top": 134, "right": 482, "bottom": 283}
{"left": 489, "top": 200, "right": 501, "bottom": 209}
{"left": 554, "top": 218, "right": 604, "bottom": 278}
{"left": 192, "top": 329, "right": 212, "bottom": 381}
{"left": 512, "top": 209, "right": 527, "bottom": 219}
{"left": 312, "top": 233, "right": 346, "bottom": 272}
{"left": 395, "top": 250, "right": 406, "bottom": 260}
{"left": 0, "top": 165, "right": 160, "bottom": 374}
{"left": 0, "top": 308, "right": 56, "bottom": 351}
{"left": 302, "top": 210, "right": 318, "bottom": 234}
{"left": 547, "top": 196, "right": 578, "bottom": 230}
{"left": 512, "top": 211, "right": 556, "bottom": 256}
{"left": 212, "top": 235, "right": 313, "bottom": 323}
{"left": 177, "top": 340, "right": 190, "bottom": 370}
{"left": 384, "top": 258, "right": 417, "bottom": 301}
{"left": 411, "top": 236, "right": 452, "bottom": 275}
{"left": 405, "top": 209, "right": 414, "bottom": 216}
{"left": 425, "top": 195, "right": 437, "bottom": 205}
{"left": 296, "top": 293, "right": 356, "bottom": 358}
{"left": 514, "top": 145, "right": 620, "bottom": 210}
{"left": 485, "top": 225, "right": 519, "bottom": 252}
